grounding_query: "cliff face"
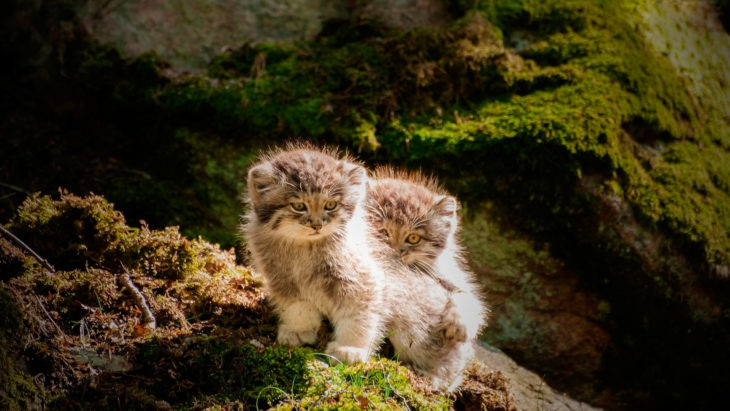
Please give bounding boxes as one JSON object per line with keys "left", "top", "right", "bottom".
{"left": 2, "top": 0, "right": 729, "bottom": 408}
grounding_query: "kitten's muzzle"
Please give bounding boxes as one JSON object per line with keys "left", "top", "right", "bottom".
{"left": 310, "top": 223, "right": 323, "bottom": 232}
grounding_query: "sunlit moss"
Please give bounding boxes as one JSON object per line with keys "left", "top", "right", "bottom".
{"left": 275, "top": 358, "right": 448, "bottom": 410}
{"left": 7, "top": 191, "right": 240, "bottom": 280}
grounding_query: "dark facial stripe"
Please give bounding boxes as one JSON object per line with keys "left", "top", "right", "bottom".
{"left": 271, "top": 214, "right": 285, "bottom": 230}
{"left": 256, "top": 204, "right": 279, "bottom": 223}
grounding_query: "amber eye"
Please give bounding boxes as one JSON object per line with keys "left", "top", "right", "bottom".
{"left": 290, "top": 202, "right": 306, "bottom": 212}
{"left": 379, "top": 228, "right": 390, "bottom": 238}
{"left": 405, "top": 233, "right": 421, "bottom": 245}
{"left": 324, "top": 200, "right": 338, "bottom": 210}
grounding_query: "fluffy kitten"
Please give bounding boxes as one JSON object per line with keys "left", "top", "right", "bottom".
{"left": 244, "top": 144, "right": 387, "bottom": 364}
{"left": 366, "top": 168, "right": 487, "bottom": 390}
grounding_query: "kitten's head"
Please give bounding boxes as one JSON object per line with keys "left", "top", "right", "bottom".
{"left": 246, "top": 144, "right": 366, "bottom": 241}
{"left": 367, "top": 169, "right": 458, "bottom": 270}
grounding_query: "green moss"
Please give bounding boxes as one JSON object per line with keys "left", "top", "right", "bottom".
{"left": 7, "top": 192, "right": 237, "bottom": 279}
{"left": 0, "top": 285, "right": 42, "bottom": 410}
{"left": 134, "top": 337, "right": 447, "bottom": 410}
{"left": 156, "top": 12, "right": 545, "bottom": 143}
{"left": 275, "top": 358, "right": 448, "bottom": 410}
{"left": 73, "top": 45, "right": 168, "bottom": 105}
{"left": 134, "top": 337, "right": 312, "bottom": 405}
{"left": 8, "top": 191, "right": 134, "bottom": 271}
{"left": 370, "top": 0, "right": 729, "bottom": 276}
{"left": 0, "top": 238, "right": 36, "bottom": 280}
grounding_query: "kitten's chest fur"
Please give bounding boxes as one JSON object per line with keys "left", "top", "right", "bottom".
{"left": 249, "top": 226, "right": 371, "bottom": 313}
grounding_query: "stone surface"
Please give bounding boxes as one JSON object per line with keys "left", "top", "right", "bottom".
{"left": 80, "top": 0, "right": 349, "bottom": 72}
{"left": 355, "top": 0, "right": 450, "bottom": 31}
{"left": 462, "top": 207, "right": 611, "bottom": 399}
{"left": 79, "top": 0, "right": 451, "bottom": 73}
{"left": 473, "top": 341, "right": 600, "bottom": 411}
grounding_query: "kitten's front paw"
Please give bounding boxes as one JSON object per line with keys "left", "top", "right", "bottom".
{"left": 277, "top": 327, "right": 318, "bottom": 347}
{"left": 441, "top": 310, "right": 468, "bottom": 343}
{"left": 430, "top": 373, "right": 465, "bottom": 393}
{"left": 326, "top": 342, "right": 369, "bottom": 364}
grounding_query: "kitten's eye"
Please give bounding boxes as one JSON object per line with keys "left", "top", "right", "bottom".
{"left": 324, "top": 200, "right": 338, "bottom": 210}
{"left": 405, "top": 233, "right": 421, "bottom": 245}
{"left": 379, "top": 228, "right": 390, "bottom": 238}
{"left": 290, "top": 202, "right": 306, "bottom": 212}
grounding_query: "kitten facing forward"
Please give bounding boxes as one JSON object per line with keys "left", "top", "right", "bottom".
{"left": 244, "top": 144, "right": 387, "bottom": 364}
{"left": 366, "top": 168, "right": 487, "bottom": 389}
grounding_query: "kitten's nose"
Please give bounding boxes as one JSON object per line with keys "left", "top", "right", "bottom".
{"left": 399, "top": 248, "right": 408, "bottom": 256}
{"left": 311, "top": 223, "right": 322, "bottom": 231}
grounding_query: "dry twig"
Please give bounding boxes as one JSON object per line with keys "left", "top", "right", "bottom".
{"left": 34, "top": 294, "right": 65, "bottom": 336}
{"left": 119, "top": 272, "right": 156, "bottom": 329}
{"left": 0, "top": 225, "right": 55, "bottom": 273}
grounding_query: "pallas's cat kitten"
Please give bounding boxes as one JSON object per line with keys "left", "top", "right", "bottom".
{"left": 366, "top": 168, "right": 487, "bottom": 389}
{"left": 244, "top": 145, "right": 387, "bottom": 364}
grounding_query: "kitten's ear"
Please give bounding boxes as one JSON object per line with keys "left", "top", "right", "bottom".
{"left": 247, "top": 162, "right": 277, "bottom": 205}
{"left": 433, "top": 195, "right": 458, "bottom": 217}
{"left": 344, "top": 163, "right": 367, "bottom": 186}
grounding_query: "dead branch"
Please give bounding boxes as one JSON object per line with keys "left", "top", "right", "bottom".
{"left": 0, "top": 225, "right": 55, "bottom": 273}
{"left": 34, "top": 294, "right": 65, "bottom": 336}
{"left": 119, "top": 273, "right": 156, "bottom": 329}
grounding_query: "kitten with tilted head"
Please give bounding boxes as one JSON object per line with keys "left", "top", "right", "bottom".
{"left": 244, "top": 144, "right": 388, "bottom": 364}
{"left": 366, "top": 167, "right": 487, "bottom": 390}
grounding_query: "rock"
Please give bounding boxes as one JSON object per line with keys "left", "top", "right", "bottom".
{"left": 72, "top": 347, "right": 133, "bottom": 373}
{"left": 462, "top": 207, "right": 611, "bottom": 399}
{"left": 78, "top": 0, "right": 451, "bottom": 73}
{"left": 473, "top": 342, "right": 600, "bottom": 411}
{"left": 354, "top": 0, "right": 450, "bottom": 31}
{"left": 79, "top": 0, "right": 349, "bottom": 73}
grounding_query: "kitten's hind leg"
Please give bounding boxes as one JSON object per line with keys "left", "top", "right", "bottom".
{"left": 440, "top": 299, "right": 467, "bottom": 343}
{"left": 277, "top": 299, "right": 322, "bottom": 346}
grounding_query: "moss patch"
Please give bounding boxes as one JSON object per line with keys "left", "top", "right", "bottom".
{"left": 6, "top": 191, "right": 242, "bottom": 280}
{"left": 0, "top": 285, "right": 42, "bottom": 410}
{"left": 133, "top": 336, "right": 312, "bottom": 406}
{"left": 276, "top": 358, "right": 448, "bottom": 410}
